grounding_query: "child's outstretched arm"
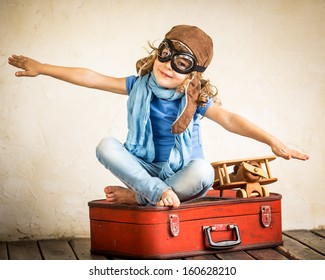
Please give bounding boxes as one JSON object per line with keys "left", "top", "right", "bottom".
{"left": 205, "top": 104, "right": 309, "bottom": 161}
{"left": 8, "top": 54, "right": 127, "bottom": 95}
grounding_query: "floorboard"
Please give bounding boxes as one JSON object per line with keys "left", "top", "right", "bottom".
{"left": 7, "top": 240, "right": 42, "bottom": 260}
{"left": 276, "top": 234, "right": 325, "bottom": 260}
{"left": 0, "top": 242, "right": 8, "bottom": 260}
{"left": 312, "top": 229, "right": 325, "bottom": 239}
{"left": 69, "top": 239, "right": 106, "bottom": 260}
{"left": 246, "top": 248, "right": 288, "bottom": 260}
{"left": 216, "top": 251, "right": 255, "bottom": 260}
{"left": 284, "top": 230, "right": 325, "bottom": 255}
{"left": 38, "top": 240, "right": 77, "bottom": 260}
{"left": 0, "top": 230, "right": 324, "bottom": 260}
{"left": 184, "top": 254, "right": 218, "bottom": 260}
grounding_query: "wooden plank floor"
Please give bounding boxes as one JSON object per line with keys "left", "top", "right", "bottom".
{"left": 0, "top": 230, "right": 324, "bottom": 260}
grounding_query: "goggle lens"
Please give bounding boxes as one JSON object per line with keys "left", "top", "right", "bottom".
{"left": 157, "top": 40, "right": 197, "bottom": 74}
{"left": 173, "top": 55, "right": 195, "bottom": 73}
{"left": 158, "top": 42, "right": 172, "bottom": 61}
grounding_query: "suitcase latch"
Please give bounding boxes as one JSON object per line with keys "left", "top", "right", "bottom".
{"left": 261, "top": 205, "right": 272, "bottom": 227}
{"left": 169, "top": 214, "right": 180, "bottom": 237}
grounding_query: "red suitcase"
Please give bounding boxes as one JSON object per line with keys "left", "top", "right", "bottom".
{"left": 88, "top": 191, "right": 282, "bottom": 259}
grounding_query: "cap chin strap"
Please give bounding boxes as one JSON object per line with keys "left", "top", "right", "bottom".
{"left": 172, "top": 72, "right": 200, "bottom": 134}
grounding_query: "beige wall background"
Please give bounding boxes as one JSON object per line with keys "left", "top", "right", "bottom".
{"left": 0, "top": 0, "right": 324, "bottom": 240}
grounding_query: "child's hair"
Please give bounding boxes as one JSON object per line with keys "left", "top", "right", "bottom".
{"left": 136, "top": 42, "right": 220, "bottom": 107}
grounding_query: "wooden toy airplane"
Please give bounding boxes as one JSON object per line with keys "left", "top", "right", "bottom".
{"left": 211, "top": 155, "right": 278, "bottom": 198}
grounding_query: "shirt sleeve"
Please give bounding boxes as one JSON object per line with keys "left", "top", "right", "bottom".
{"left": 196, "top": 97, "right": 214, "bottom": 116}
{"left": 125, "top": 75, "right": 138, "bottom": 95}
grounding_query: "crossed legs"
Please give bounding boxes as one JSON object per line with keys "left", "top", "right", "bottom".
{"left": 96, "top": 136, "right": 214, "bottom": 207}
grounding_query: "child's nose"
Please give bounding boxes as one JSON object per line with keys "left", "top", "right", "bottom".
{"left": 164, "top": 60, "right": 172, "bottom": 70}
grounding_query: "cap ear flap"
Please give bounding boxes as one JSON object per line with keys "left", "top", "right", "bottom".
{"left": 171, "top": 73, "right": 200, "bottom": 134}
{"left": 136, "top": 57, "right": 151, "bottom": 76}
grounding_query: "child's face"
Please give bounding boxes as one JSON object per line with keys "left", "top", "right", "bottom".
{"left": 153, "top": 58, "right": 187, "bottom": 89}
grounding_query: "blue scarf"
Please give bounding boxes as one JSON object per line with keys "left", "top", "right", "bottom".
{"left": 124, "top": 73, "right": 193, "bottom": 180}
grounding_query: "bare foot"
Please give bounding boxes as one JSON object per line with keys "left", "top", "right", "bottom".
{"left": 156, "top": 189, "right": 180, "bottom": 208}
{"left": 104, "top": 186, "right": 138, "bottom": 205}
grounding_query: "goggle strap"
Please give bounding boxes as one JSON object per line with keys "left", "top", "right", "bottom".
{"left": 193, "top": 65, "right": 207, "bottom": 72}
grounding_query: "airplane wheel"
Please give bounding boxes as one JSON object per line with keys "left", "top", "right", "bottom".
{"left": 236, "top": 189, "right": 248, "bottom": 198}
{"left": 250, "top": 192, "right": 260, "bottom": 197}
{"left": 261, "top": 186, "right": 270, "bottom": 197}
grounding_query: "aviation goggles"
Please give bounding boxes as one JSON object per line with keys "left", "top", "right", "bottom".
{"left": 157, "top": 38, "right": 207, "bottom": 74}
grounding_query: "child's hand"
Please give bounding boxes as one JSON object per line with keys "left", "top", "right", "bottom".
{"left": 270, "top": 137, "right": 309, "bottom": 161}
{"left": 8, "top": 55, "right": 42, "bottom": 77}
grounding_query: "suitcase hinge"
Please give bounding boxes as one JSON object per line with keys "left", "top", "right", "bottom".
{"left": 169, "top": 214, "right": 180, "bottom": 237}
{"left": 261, "top": 205, "right": 272, "bottom": 227}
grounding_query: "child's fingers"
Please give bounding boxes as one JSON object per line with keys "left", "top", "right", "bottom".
{"left": 8, "top": 56, "right": 23, "bottom": 69}
{"left": 15, "top": 70, "right": 35, "bottom": 77}
{"left": 9, "top": 54, "right": 27, "bottom": 67}
{"left": 290, "top": 149, "right": 309, "bottom": 161}
{"left": 9, "top": 55, "right": 39, "bottom": 77}
{"left": 275, "top": 146, "right": 309, "bottom": 161}
{"left": 15, "top": 71, "right": 27, "bottom": 77}
{"left": 8, "top": 56, "right": 16, "bottom": 66}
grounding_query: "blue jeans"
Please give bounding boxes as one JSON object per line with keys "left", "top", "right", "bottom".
{"left": 96, "top": 136, "right": 214, "bottom": 205}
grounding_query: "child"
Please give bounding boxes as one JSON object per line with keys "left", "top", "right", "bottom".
{"left": 8, "top": 25, "right": 309, "bottom": 208}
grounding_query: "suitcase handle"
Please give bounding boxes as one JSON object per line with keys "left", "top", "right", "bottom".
{"left": 204, "top": 224, "right": 241, "bottom": 249}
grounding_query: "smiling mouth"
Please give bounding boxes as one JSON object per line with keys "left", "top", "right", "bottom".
{"left": 159, "top": 69, "right": 172, "bottom": 78}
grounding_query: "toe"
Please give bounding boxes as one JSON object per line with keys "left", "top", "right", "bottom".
{"left": 166, "top": 197, "right": 174, "bottom": 206}
{"left": 173, "top": 200, "right": 180, "bottom": 208}
{"left": 104, "top": 186, "right": 112, "bottom": 194}
{"left": 156, "top": 200, "right": 164, "bottom": 206}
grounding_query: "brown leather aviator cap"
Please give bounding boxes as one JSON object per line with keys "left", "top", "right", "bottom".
{"left": 165, "top": 25, "right": 214, "bottom": 134}
{"left": 165, "top": 25, "right": 213, "bottom": 70}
